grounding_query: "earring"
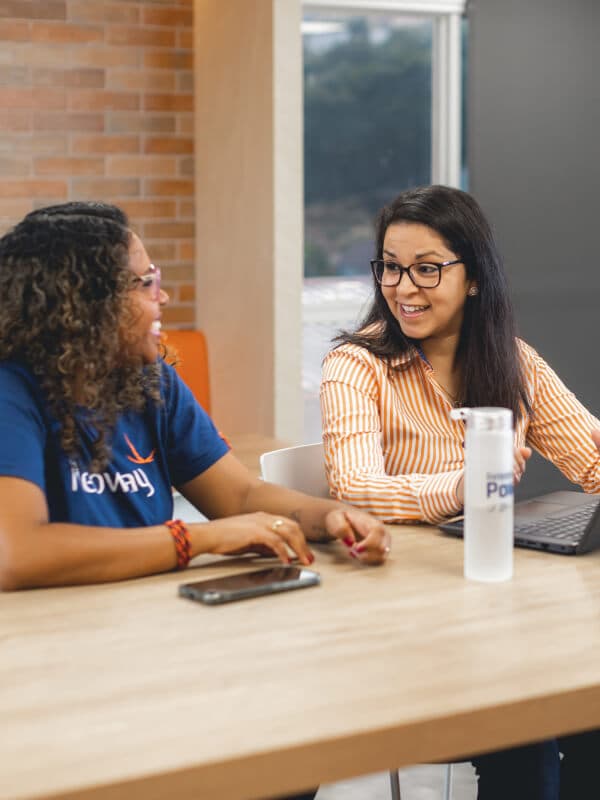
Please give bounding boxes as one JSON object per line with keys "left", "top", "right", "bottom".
{"left": 468, "top": 287, "right": 478, "bottom": 296}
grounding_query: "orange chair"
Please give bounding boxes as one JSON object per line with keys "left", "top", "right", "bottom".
{"left": 163, "top": 329, "right": 211, "bottom": 413}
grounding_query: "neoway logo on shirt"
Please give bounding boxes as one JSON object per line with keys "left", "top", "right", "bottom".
{"left": 70, "top": 462, "right": 155, "bottom": 498}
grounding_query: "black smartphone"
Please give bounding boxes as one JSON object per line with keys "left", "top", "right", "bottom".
{"left": 178, "top": 565, "right": 321, "bottom": 605}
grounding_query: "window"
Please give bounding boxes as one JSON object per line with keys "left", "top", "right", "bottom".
{"left": 302, "top": 0, "right": 466, "bottom": 440}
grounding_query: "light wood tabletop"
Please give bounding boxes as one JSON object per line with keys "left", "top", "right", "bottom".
{"left": 3, "top": 526, "right": 600, "bottom": 800}
{"left": 227, "top": 433, "right": 287, "bottom": 477}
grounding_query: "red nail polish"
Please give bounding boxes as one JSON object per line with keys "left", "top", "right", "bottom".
{"left": 354, "top": 542, "right": 366, "bottom": 553}
{"left": 349, "top": 549, "right": 358, "bottom": 559}
{"left": 307, "top": 553, "right": 315, "bottom": 564}
{"left": 343, "top": 536, "right": 354, "bottom": 547}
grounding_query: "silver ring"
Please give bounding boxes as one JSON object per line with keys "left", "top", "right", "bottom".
{"left": 271, "top": 519, "right": 285, "bottom": 533}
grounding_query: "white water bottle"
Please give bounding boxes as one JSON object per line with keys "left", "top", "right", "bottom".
{"left": 450, "top": 407, "right": 514, "bottom": 582}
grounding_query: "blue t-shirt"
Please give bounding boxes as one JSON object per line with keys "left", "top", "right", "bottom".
{"left": 0, "top": 361, "right": 229, "bottom": 527}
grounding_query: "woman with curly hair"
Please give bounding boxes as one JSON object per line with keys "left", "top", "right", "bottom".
{"left": 0, "top": 201, "right": 389, "bottom": 596}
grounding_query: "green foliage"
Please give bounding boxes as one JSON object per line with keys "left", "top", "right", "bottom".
{"left": 304, "top": 24, "right": 432, "bottom": 212}
{"left": 304, "top": 241, "right": 334, "bottom": 277}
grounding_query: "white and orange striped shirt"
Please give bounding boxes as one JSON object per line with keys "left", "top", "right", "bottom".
{"left": 320, "top": 339, "right": 600, "bottom": 524}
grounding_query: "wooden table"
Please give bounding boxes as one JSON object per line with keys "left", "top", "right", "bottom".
{"left": 227, "top": 433, "right": 287, "bottom": 477}
{"left": 3, "top": 527, "right": 600, "bottom": 800}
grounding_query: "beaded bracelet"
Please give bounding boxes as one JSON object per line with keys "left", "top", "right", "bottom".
{"left": 165, "top": 518, "right": 191, "bottom": 570}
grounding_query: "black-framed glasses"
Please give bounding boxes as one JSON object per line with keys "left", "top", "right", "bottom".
{"left": 130, "top": 264, "right": 161, "bottom": 301}
{"left": 370, "top": 258, "right": 463, "bottom": 289}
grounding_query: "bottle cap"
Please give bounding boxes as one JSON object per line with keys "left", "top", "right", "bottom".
{"left": 450, "top": 406, "right": 513, "bottom": 431}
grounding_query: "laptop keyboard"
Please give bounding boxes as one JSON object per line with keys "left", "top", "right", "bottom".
{"left": 515, "top": 504, "right": 598, "bottom": 541}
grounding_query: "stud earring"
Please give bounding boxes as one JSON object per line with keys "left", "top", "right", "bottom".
{"left": 468, "top": 287, "right": 478, "bottom": 296}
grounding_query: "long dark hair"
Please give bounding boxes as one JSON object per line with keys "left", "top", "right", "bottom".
{"left": 0, "top": 201, "right": 162, "bottom": 470}
{"left": 337, "top": 184, "right": 530, "bottom": 418}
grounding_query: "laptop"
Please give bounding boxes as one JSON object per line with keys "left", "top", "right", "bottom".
{"left": 439, "top": 491, "right": 600, "bottom": 555}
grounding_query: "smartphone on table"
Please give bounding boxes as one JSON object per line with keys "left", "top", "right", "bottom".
{"left": 178, "top": 565, "right": 320, "bottom": 605}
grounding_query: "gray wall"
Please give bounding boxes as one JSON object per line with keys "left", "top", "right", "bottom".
{"left": 467, "top": 0, "right": 600, "bottom": 499}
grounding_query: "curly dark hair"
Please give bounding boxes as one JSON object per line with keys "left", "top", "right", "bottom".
{"left": 0, "top": 202, "right": 162, "bottom": 470}
{"left": 336, "top": 185, "right": 530, "bottom": 420}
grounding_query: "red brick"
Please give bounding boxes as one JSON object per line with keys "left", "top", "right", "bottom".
{"left": 71, "top": 134, "right": 139, "bottom": 154}
{"left": 144, "top": 93, "right": 193, "bottom": 112}
{"left": 19, "top": 43, "right": 80, "bottom": 68}
{"left": 143, "top": 50, "right": 192, "bottom": 70}
{"left": 0, "top": 198, "right": 34, "bottom": 217}
{"left": 177, "top": 71, "right": 193, "bottom": 92}
{"left": 177, "top": 29, "right": 192, "bottom": 49}
{"left": 71, "top": 177, "right": 140, "bottom": 199}
{"left": 67, "top": 1, "right": 139, "bottom": 24}
{"left": 108, "top": 112, "right": 175, "bottom": 133}
{"left": 35, "top": 157, "right": 104, "bottom": 176}
{"left": 144, "top": 178, "right": 193, "bottom": 196}
{"left": 107, "top": 25, "right": 175, "bottom": 47}
{"left": 0, "top": 19, "right": 30, "bottom": 40}
{"left": 107, "top": 156, "right": 176, "bottom": 177}
{"left": 0, "top": 109, "right": 31, "bottom": 131}
{"left": 31, "top": 21, "right": 103, "bottom": 43}
{"left": 69, "top": 45, "right": 140, "bottom": 68}
{"left": 106, "top": 69, "right": 175, "bottom": 92}
{"left": 0, "top": 156, "right": 30, "bottom": 177}
{"left": 31, "top": 68, "right": 105, "bottom": 89}
{"left": 143, "top": 221, "right": 194, "bottom": 238}
{"left": 142, "top": 240, "right": 176, "bottom": 261}
{"left": 161, "top": 263, "right": 193, "bottom": 281}
{"left": 144, "top": 136, "right": 193, "bottom": 155}
{"left": 142, "top": 6, "right": 192, "bottom": 26}
{"left": 178, "top": 283, "right": 195, "bottom": 302}
{"left": 0, "top": 64, "right": 28, "bottom": 86}
{"left": 0, "top": 133, "right": 67, "bottom": 155}
{"left": 0, "top": 179, "right": 67, "bottom": 198}
{"left": 178, "top": 156, "right": 193, "bottom": 177}
{"left": 0, "top": 87, "right": 65, "bottom": 109}
{"left": 178, "top": 240, "right": 194, "bottom": 260}
{"left": 177, "top": 114, "right": 194, "bottom": 135}
{"left": 119, "top": 199, "right": 176, "bottom": 218}
{"left": 0, "top": 1, "right": 65, "bottom": 19}
{"left": 162, "top": 305, "right": 195, "bottom": 326}
{"left": 33, "top": 111, "right": 104, "bottom": 131}
{"left": 178, "top": 199, "right": 194, "bottom": 217}
{"left": 68, "top": 89, "right": 139, "bottom": 112}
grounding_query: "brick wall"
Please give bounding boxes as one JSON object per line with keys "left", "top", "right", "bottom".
{"left": 0, "top": 0, "right": 195, "bottom": 327}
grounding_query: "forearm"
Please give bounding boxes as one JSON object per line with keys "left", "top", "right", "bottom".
{"left": 331, "top": 468, "right": 464, "bottom": 524}
{"left": 240, "top": 480, "right": 346, "bottom": 542}
{"left": 1, "top": 519, "right": 219, "bottom": 591}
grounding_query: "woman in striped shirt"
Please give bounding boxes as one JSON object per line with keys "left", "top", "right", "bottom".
{"left": 320, "top": 184, "right": 599, "bottom": 799}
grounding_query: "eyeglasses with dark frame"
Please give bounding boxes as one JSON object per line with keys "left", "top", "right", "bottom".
{"left": 130, "top": 264, "right": 162, "bottom": 301}
{"left": 370, "top": 258, "right": 463, "bottom": 289}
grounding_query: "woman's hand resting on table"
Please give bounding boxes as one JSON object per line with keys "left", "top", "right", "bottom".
{"left": 196, "top": 507, "right": 391, "bottom": 567}
{"left": 197, "top": 513, "right": 315, "bottom": 565}
{"left": 323, "top": 507, "right": 391, "bottom": 565}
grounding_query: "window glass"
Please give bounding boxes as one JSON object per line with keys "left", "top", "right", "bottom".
{"left": 302, "top": 11, "right": 434, "bottom": 440}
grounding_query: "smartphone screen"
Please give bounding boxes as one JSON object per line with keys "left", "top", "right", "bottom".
{"left": 178, "top": 566, "right": 320, "bottom": 605}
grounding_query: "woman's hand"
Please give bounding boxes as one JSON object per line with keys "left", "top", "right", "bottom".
{"left": 456, "top": 444, "right": 532, "bottom": 507}
{"left": 514, "top": 445, "right": 532, "bottom": 484}
{"left": 197, "top": 512, "right": 315, "bottom": 566}
{"left": 323, "top": 508, "right": 391, "bottom": 565}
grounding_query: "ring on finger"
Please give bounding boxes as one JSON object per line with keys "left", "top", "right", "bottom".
{"left": 271, "top": 518, "right": 285, "bottom": 533}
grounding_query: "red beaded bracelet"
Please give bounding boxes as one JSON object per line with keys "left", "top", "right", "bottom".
{"left": 165, "top": 519, "right": 191, "bottom": 570}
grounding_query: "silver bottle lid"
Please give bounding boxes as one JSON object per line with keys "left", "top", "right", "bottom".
{"left": 450, "top": 406, "right": 513, "bottom": 431}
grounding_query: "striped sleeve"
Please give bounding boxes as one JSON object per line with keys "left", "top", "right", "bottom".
{"left": 522, "top": 343, "right": 600, "bottom": 492}
{"left": 320, "top": 347, "right": 463, "bottom": 524}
